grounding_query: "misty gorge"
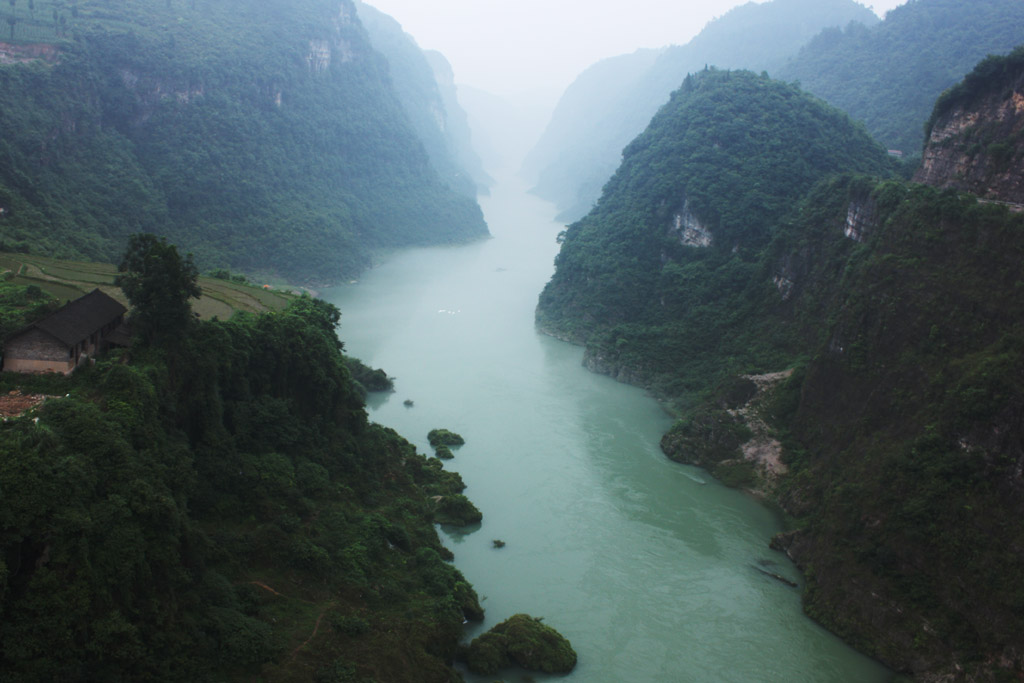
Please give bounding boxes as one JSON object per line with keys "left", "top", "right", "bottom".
{"left": 0, "top": 0, "right": 1023, "bottom": 682}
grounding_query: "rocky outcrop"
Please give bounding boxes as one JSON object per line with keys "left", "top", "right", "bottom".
{"left": 582, "top": 347, "right": 652, "bottom": 388}
{"left": 668, "top": 201, "right": 713, "bottom": 247}
{"left": 915, "top": 50, "right": 1024, "bottom": 205}
{"left": 306, "top": 39, "right": 332, "bottom": 73}
{"left": 306, "top": 6, "right": 357, "bottom": 74}
{"left": 660, "top": 372, "right": 791, "bottom": 496}
{"left": 844, "top": 196, "right": 877, "bottom": 242}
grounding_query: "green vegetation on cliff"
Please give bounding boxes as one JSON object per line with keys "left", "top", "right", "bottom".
{"left": 927, "top": 45, "right": 1024, "bottom": 140}
{"left": 460, "top": 614, "right": 577, "bottom": 676}
{"left": 538, "top": 54, "right": 1024, "bottom": 679}
{"left": 766, "top": 177, "right": 1024, "bottom": 679}
{"left": 537, "top": 68, "right": 895, "bottom": 399}
{"left": 914, "top": 45, "right": 1024, "bottom": 206}
{"left": 0, "top": 244, "right": 482, "bottom": 680}
{"left": 523, "top": 0, "right": 880, "bottom": 221}
{"left": 0, "top": 0, "right": 488, "bottom": 283}
{"left": 778, "top": 0, "right": 1024, "bottom": 153}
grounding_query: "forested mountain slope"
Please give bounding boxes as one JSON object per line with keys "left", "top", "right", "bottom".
{"left": 523, "top": 0, "right": 879, "bottom": 221}
{"left": 0, "top": 287, "right": 484, "bottom": 680}
{"left": 765, "top": 180, "right": 1024, "bottom": 683}
{"left": 536, "top": 68, "right": 895, "bottom": 397}
{"left": 778, "top": 0, "right": 1024, "bottom": 155}
{"left": 538, "top": 55, "right": 1024, "bottom": 680}
{"left": 354, "top": 1, "right": 489, "bottom": 197}
{"left": 0, "top": 0, "right": 488, "bottom": 284}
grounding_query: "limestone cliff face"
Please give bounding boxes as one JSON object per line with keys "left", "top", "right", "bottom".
{"left": 306, "top": 4, "right": 358, "bottom": 73}
{"left": 107, "top": 3, "right": 366, "bottom": 125}
{"left": 843, "top": 196, "right": 877, "bottom": 242}
{"left": 914, "top": 55, "right": 1024, "bottom": 205}
{"left": 668, "top": 201, "right": 713, "bottom": 248}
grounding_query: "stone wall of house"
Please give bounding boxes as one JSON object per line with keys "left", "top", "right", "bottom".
{"left": 2, "top": 357, "right": 74, "bottom": 374}
{"left": 3, "top": 329, "right": 74, "bottom": 374}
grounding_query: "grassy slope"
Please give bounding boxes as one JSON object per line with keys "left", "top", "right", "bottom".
{"left": 0, "top": 251, "right": 294, "bottom": 319}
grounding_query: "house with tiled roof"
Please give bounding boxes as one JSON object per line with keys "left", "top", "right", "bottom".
{"left": 2, "top": 289, "right": 128, "bottom": 374}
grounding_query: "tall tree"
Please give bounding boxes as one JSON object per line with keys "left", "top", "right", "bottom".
{"left": 115, "top": 234, "right": 201, "bottom": 345}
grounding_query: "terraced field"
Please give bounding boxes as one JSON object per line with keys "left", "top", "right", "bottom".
{"left": 0, "top": 252, "right": 295, "bottom": 317}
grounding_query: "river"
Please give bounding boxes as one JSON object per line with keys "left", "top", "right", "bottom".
{"left": 322, "top": 177, "right": 891, "bottom": 682}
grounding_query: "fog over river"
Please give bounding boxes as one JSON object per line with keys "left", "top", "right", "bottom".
{"left": 323, "top": 177, "right": 891, "bottom": 682}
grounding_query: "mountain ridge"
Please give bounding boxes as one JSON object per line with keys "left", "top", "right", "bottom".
{"left": 354, "top": 1, "right": 490, "bottom": 197}
{"left": 778, "top": 0, "right": 1024, "bottom": 154}
{"left": 0, "top": 0, "right": 488, "bottom": 285}
{"left": 524, "top": 0, "right": 880, "bottom": 222}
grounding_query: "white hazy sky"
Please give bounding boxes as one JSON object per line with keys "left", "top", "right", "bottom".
{"left": 363, "top": 0, "right": 908, "bottom": 99}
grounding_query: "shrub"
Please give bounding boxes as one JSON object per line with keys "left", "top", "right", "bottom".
{"left": 462, "top": 614, "right": 577, "bottom": 675}
{"left": 427, "top": 429, "right": 464, "bottom": 447}
{"left": 329, "top": 613, "right": 370, "bottom": 638}
{"left": 433, "top": 495, "right": 481, "bottom": 526}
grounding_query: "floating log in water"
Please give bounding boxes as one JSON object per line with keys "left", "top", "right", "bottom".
{"left": 751, "top": 564, "right": 799, "bottom": 588}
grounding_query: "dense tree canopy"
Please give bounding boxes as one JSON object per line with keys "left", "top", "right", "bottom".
{"left": 523, "top": 0, "right": 880, "bottom": 221}
{"left": 537, "top": 68, "right": 894, "bottom": 398}
{"left": 116, "top": 234, "right": 201, "bottom": 344}
{"left": 0, "top": 279, "right": 56, "bottom": 355}
{"left": 0, "top": 0, "right": 488, "bottom": 283}
{"left": 0, "top": 294, "right": 482, "bottom": 681}
{"left": 537, "top": 56, "right": 1024, "bottom": 679}
{"left": 778, "top": 0, "right": 1024, "bottom": 153}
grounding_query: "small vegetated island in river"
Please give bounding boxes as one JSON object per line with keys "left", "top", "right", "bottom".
{"left": 0, "top": 237, "right": 573, "bottom": 680}
{"left": 428, "top": 428, "right": 467, "bottom": 448}
{"left": 459, "top": 614, "right": 578, "bottom": 676}
{"left": 537, "top": 55, "right": 1024, "bottom": 681}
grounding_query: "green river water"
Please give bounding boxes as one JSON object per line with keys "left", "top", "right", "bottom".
{"left": 323, "top": 177, "right": 891, "bottom": 683}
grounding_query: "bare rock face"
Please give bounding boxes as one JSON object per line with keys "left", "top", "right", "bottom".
{"left": 914, "top": 65, "right": 1024, "bottom": 205}
{"left": 843, "top": 196, "right": 877, "bottom": 242}
{"left": 306, "top": 6, "right": 358, "bottom": 74}
{"left": 668, "top": 201, "right": 713, "bottom": 248}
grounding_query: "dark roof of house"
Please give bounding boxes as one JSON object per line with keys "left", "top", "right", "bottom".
{"left": 24, "top": 289, "right": 127, "bottom": 347}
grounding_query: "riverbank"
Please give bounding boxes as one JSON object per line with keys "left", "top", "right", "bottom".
{"left": 324, "top": 175, "right": 892, "bottom": 682}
